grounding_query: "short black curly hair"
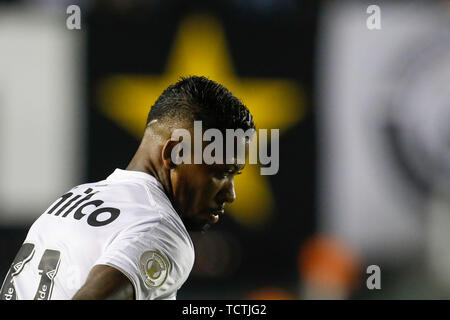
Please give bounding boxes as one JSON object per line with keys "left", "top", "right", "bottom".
{"left": 147, "top": 76, "right": 255, "bottom": 132}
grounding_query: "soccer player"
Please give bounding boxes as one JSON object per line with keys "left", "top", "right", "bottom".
{"left": 0, "top": 76, "right": 255, "bottom": 300}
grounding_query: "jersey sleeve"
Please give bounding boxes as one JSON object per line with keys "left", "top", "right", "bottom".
{"left": 94, "top": 216, "right": 191, "bottom": 300}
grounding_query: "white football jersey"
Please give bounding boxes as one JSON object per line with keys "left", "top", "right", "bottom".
{"left": 0, "top": 169, "right": 195, "bottom": 300}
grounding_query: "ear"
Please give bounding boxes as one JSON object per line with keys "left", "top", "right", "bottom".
{"left": 161, "top": 139, "right": 179, "bottom": 170}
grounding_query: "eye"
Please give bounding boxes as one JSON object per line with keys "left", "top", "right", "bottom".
{"left": 214, "top": 166, "right": 242, "bottom": 179}
{"left": 223, "top": 170, "right": 242, "bottom": 178}
{"left": 214, "top": 170, "right": 231, "bottom": 179}
{"left": 213, "top": 169, "right": 226, "bottom": 179}
{"left": 220, "top": 171, "right": 231, "bottom": 179}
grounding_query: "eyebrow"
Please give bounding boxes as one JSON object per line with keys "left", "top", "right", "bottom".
{"left": 227, "top": 164, "right": 243, "bottom": 172}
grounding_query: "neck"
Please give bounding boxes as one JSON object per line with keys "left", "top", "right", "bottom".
{"left": 126, "top": 143, "right": 174, "bottom": 201}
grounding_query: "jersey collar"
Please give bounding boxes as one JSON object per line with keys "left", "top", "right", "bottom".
{"left": 106, "top": 169, "right": 166, "bottom": 193}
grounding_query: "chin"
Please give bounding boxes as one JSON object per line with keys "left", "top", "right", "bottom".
{"left": 181, "top": 216, "right": 208, "bottom": 232}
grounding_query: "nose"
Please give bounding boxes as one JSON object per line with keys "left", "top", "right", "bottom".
{"left": 219, "top": 178, "right": 236, "bottom": 205}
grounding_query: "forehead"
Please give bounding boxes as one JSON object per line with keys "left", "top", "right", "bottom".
{"left": 199, "top": 134, "right": 251, "bottom": 152}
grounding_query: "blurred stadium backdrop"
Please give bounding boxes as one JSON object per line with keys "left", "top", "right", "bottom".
{"left": 1, "top": 0, "right": 450, "bottom": 299}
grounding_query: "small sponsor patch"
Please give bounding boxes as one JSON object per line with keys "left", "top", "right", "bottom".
{"left": 139, "top": 250, "right": 169, "bottom": 288}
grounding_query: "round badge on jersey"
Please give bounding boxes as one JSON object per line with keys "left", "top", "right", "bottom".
{"left": 139, "top": 250, "right": 169, "bottom": 288}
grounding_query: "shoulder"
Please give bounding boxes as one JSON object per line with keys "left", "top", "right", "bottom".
{"left": 97, "top": 210, "right": 194, "bottom": 300}
{"left": 153, "top": 214, "right": 194, "bottom": 266}
{"left": 121, "top": 212, "right": 194, "bottom": 270}
{"left": 137, "top": 216, "right": 194, "bottom": 298}
{"left": 102, "top": 179, "right": 193, "bottom": 258}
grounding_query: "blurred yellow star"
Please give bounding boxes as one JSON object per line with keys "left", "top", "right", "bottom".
{"left": 97, "top": 14, "right": 305, "bottom": 228}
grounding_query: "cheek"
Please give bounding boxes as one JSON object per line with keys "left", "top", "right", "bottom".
{"left": 176, "top": 166, "right": 213, "bottom": 196}
{"left": 195, "top": 176, "right": 217, "bottom": 197}
{"left": 190, "top": 174, "right": 222, "bottom": 204}
{"left": 202, "top": 178, "right": 226, "bottom": 203}
{"left": 173, "top": 165, "right": 223, "bottom": 210}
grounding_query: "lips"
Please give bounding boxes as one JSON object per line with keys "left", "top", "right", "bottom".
{"left": 210, "top": 209, "right": 225, "bottom": 216}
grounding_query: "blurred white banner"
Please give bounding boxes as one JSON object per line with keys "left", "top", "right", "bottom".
{"left": 0, "top": 7, "right": 85, "bottom": 225}
{"left": 317, "top": 1, "right": 450, "bottom": 264}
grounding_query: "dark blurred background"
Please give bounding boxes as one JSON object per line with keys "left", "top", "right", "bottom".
{"left": 1, "top": 0, "right": 450, "bottom": 299}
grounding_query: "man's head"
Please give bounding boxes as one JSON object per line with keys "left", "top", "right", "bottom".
{"left": 132, "top": 76, "right": 255, "bottom": 232}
